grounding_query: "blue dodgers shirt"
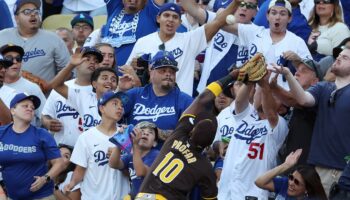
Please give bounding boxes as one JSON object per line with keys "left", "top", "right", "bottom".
{"left": 121, "top": 148, "right": 159, "bottom": 198}
{"left": 124, "top": 84, "right": 193, "bottom": 130}
{"left": 0, "top": 124, "right": 60, "bottom": 200}
{"left": 103, "top": 0, "right": 160, "bottom": 65}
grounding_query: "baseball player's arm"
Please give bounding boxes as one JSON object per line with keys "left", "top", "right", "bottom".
{"left": 203, "top": 0, "right": 240, "bottom": 42}
{"left": 49, "top": 49, "right": 87, "bottom": 99}
{"left": 179, "top": 0, "right": 207, "bottom": 25}
{"left": 0, "top": 99, "right": 11, "bottom": 125}
{"left": 235, "top": 83, "right": 254, "bottom": 114}
{"left": 109, "top": 147, "right": 125, "bottom": 170}
{"left": 271, "top": 64, "right": 315, "bottom": 107}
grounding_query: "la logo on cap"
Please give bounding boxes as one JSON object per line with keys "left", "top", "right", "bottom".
{"left": 80, "top": 13, "right": 85, "bottom": 18}
{"left": 170, "top": 7, "right": 175, "bottom": 10}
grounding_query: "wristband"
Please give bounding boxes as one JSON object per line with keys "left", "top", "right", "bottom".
{"left": 206, "top": 82, "right": 223, "bottom": 97}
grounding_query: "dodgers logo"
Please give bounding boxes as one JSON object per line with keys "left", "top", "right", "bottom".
{"left": 83, "top": 114, "right": 101, "bottom": 128}
{"left": 234, "top": 120, "right": 268, "bottom": 144}
{"left": 133, "top": 103, "right": 176, "bottom": 121}
{"left": 219, "top": 125, "right": 234, "bottom": 140}
{"left": 170, "top": 48, "right": 183, "bottom": 59}
{"left": 94, "top": 150, "right": 109, "bottom": 166}
{"left": 236, "top": 46, "right": 249, "bottom": 65}
{"left": 22, "top": 48, "right": 46, "bottom": 62}
{"left": 55, "top": 101, "right": 79, "bottom": 119}
{"left": 248, "top": 44, "right": 258, "bottom": 59}
{"left": 213, "top": 33, "right": 227, "bottom": 52}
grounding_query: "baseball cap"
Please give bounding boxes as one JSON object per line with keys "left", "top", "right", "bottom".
{"left": 158, "top": 3, "right": 181, "bottom": 17}
{"left": 298, "top": 59, "right": 325, "bottom": 81}
{"left": 135, "top": 121, "right": 159, "bottom": 141}
{"left": 0, "top": 54, "right": 13, "bottom": 68}
{"left": 10, "top": 93, "right": 41, "bottom": 109}
{"left": 268, "top": 0, "right": 292, "bottom": 14}
{"left": 0, "top": 44, "right": 25, "bottom": 58}
{"left": 150, "top": 50, "right": 178, "bottom": 71}
{"left": 13, "top": 0, "right": 41, "bottom": 14}
{"left": 97, "top": 91, "right": 128, "bottom": 116}
{"left": 71, "top": 13, "right": 94, "bottom": 29}
{"left": 333, "top": 37, "right": 350, "bottom": 59}
{"left": 81, "top": 46, "right": 103, "bottom": 63}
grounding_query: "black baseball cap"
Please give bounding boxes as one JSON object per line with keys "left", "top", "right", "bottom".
{"left": 0, "top": 44, "right": 25, "bottom": 57}
{"left": 333, "top": 37, "right": 350, "bottom": 59}
{"left": 81, "top": 46, "right": 103, "bottom": 63}
{"left": 13, "top": 0, "right": 41, "bottom": 14}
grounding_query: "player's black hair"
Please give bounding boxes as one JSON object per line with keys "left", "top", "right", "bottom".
{"left": 90, "top": 67, "right": 118, "bottom": 93}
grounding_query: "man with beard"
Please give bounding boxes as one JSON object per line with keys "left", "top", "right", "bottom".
{"left": 123, "top": 50, "right": 193, "bottom": 146}
{"left": 0, "top": 0, "right": 70, "bottom": 82}
{"left": 272, "top": 46, "right": 350, "bottom": 196}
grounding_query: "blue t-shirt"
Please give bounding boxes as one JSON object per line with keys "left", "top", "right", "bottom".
{"left": 213, "top": 157, "right": 223, "bottom": 171}
{"left": 341, "top": 0, "right": 350, "bottom": 29}
{"left": 253, "top": 1, "right": 311, "bottom": 43}
{"left": 121, "top": 148, "right": 159, "bottom": 198}
{"left": 0, "top": 124, "right": 60, "bottom": 200}
{"left": 102, "top": 0, "right": 160, "bottom": 65}
{"left": 124, "top": 84, "right": 193, "bottom": 130}
{"left": 273, "top": 177, "right": 296, "bottom": 200}
{"left": 307, "top": 82, "right": 350, "bottom": 169}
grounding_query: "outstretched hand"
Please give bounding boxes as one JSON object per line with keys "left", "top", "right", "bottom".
{"left": 70, "top": 47, "right": 88, "bottom": 67}
{"left": 269, "top": 63, "right": 291, "bottom": 76}
{"left": 284, "top": 149, "right": 302, "bottom": 168}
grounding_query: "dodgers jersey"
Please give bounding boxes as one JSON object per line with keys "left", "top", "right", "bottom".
{"left": 42, "top": 79, "right": 91, "bottom": 146}
{"left": 127, "top": 26, "right": 208, "bottom": 96}
{"left": 71, "top": 127, "right": 130, "bottom": 200}
{"left": 237, "top": 24, "right": 311, "bottom": 89}
{"left": 218, "top": 105, "right": 288, "bottom": 200}
{"left": 214, "top": 101, "right": 235, "bottom": 143}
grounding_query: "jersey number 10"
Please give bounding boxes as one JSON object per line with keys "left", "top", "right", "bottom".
{"left": 153, "top": 152, "right": 184, "bottom": 183}
{"left": 248, "top": 142, "right": 265, "bottom": 160}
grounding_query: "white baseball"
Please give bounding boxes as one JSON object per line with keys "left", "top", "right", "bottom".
{"left": 226, "top": 15, "right": 236, "bottom": 25}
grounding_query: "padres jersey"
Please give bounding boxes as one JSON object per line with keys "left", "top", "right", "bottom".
{"left": 139, "top": 115, "right": 217, "bottom": 200}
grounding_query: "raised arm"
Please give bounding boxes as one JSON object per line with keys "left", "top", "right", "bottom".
{"left": 180, "top": 0, "right": 208, "bottom": 25}
{"left": 108, "top": 147, "right": 125, "bottom": 170}
{"left": 269, "top": 73, "right": 300, "bottom": 108}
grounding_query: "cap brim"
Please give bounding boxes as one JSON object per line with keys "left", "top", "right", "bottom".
{"left": 22, "top": 95, "right": 41, "bottom": 110}
{"left": 153, "top": 65, "right": 178, "bottom": 72}
{"left": 83, "top": 51, "right": 103, "bottom": 63}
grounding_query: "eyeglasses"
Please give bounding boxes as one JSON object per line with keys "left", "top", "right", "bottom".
{"left": 4, "top": 55, "right": 22, "bottom": 63}
{"left": 314, "top": 0, "right": 334, "bottom": 4}
{"left": 329, "top": 90, "right": 337, "bottom": 106}
{"left": 73, "top": 25, "right": 92, "bottom": 31}
{"left": 341, "top": 45, "right": 350, "bottom": 50}
{"left": 158, "top": 43, "right": 165, "bottom": 51}
{"left": 288, "top": 174, "right": 304, "bottom": 186}
{"left": 239, "top": 1, "right": 258, "bottom": 9}
{"left": 18, "top": 8, "right": 41, "bottom": 16}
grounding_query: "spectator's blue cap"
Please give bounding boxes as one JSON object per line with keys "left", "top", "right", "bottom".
{"left": 0, "top": 54, "right": 13, "bottom": 68}
{"left": 97, "top": 91, "right": 128, "bottom": 116}
{"left": 150, "top": 50, "right": 178, "bottom": 71}
{"left": 14, "top": 0, "right": 41, "bottom": 14}
{"left": 158, "top": 3, "right": 181, "bottom": 17}
{"left": 81, "top": 46, "right": 103, "bottom": 63}
{"left": 71, "top": 13, "right": 94, "bottom": 29}
{"left": 10, "top": 93, "right": 41, "bottom": 109}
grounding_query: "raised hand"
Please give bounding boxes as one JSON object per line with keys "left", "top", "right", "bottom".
{"left": 269, "top": 63, "right": 291, "bottom": 76}
{"left": 284, "top": 149, "right": 303, "bottom": 168}
{"left": 70, "top": 47, "right": 87, "bottom": 67}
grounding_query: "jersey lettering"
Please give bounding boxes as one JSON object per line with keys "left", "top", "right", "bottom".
{"left": 55, "top": 101, "right": 79, "bottom": 119}
{"left": 213, "top": 32, "right": 228, "bottom": 52}
{"left": 94, "top": 150, "right": 109, "bottom": 166}
{"left": 22, "top": 48, "right": 46, "bottom": 62}
{"left": 234, "top": 120, "right": 268, "bottom": 144}
{"left": 152, "top": 152, "right": 184, "bottom": 183}
{"left": 133, "top": 103, "right": 176, "bottom": 121}
{"left": 247, "top": 142, "right": 265, "bottom": 160}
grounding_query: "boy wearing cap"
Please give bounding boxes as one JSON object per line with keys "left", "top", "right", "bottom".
{"left": 1, "top": 44, "right": 46, "bottom": 127}
{"left": 109, "top": 121, "right": 160, "bottom": 199}
{"left": 123, "top": 50, "right": 193, "bottom": 145}
{"left": 127, "top": 1, "right": 238, "bottom": 96}
{"left": 0, "top": 93, "right": 64, "bottom": 200}
{"left": 0, "top": 0, "right": 70, "bottom": 82}
{"left": 64, "top": 91, "right": 130, "bottom": 200}
{"left": 71, "top": 13, "right": 94, "bottom": 49}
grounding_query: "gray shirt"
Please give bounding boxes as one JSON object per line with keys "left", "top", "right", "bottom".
{"left": 0, "top": 28, "right": 70, "bottom": 81}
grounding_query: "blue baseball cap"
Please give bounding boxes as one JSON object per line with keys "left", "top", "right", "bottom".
{"left": 71, "top": 13, "right": 94, "bottom": 29}
{"left": 97, "top": 91, "right": 128, "bottom": 116}
{"left": 14, "top": 0, "right": 41, "bottom": 14}
{"left": 150, "top": 50, "right": 178, "bottom": 71}
{"left": 81, "top": 46, "right": 103, "bottom": 63}
{"left": 10, "top": 93, "right": 41, "bottom": 109}
{"left": 158, "top": 3, "right": 181, "bottom": 17}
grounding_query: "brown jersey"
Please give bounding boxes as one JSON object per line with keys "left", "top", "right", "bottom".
{"left": 139, "top": 115, "right": 217, "bottom": 200}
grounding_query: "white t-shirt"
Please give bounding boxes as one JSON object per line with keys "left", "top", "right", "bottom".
{"left": 58, "top": 171, "right": 81, "bottom": 192}
{"left": 127, "top": 26, "right": 208, "bottom": 96}
{"left": 5, "top": 77, "right": 46, "bottom": 126}
{"left": 218, "top": 105, "right": 288, "bottom": 200}
{"left": 42, "top": 79, "right": 92, "bottom": 146}
{"left": 214, "top": 101, "right": 235, "bottom": 143}
{"left": 63, "top": 0, "right": 105, "bottom": 12}
{"left": 0, "top": 85, "right": 16, "bottom": 108}
{"left": 71, "top": 127, "right": 130, "bottom": 200}
{"left": 67, "top": 87, "right": 101, "bottom": 131}
{"left": 238, "top": 24, "right": 312, "bottom": 89}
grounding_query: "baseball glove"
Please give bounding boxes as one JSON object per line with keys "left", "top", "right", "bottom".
{"left": 237, "top": 53, "right": 267, "bottom": 82}
{"left": 21, "top": 70, "right": 51, "bottom": 94}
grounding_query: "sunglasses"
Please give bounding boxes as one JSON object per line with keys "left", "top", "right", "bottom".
{"left": 288, "top": 174, "right": 304, "bottom": 186}
{"left": 239, "top": 1, "right": 258, "bottom": 9}
{"left": 314, "top": 0, "right": 334, "bottom": 4}
{"left": 18, "top": 8, "right": 41, "bottom": 16}
{"left": 4, "top": 55, "right": 22, "bottom": 63}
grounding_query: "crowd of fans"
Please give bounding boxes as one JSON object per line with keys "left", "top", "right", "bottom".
{"left": 0, "top": 0, "right": 350, "bottom": 199}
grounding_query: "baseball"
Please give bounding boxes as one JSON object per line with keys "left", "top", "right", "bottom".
{"left": 226, "top": 15, "right": 236, "bottom": 25}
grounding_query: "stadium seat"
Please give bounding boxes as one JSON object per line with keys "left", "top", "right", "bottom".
{"left": 93, "top": 15, "right": 107, "bottom": 29}
{"left": 42, "top": 14, "right": 74, "bottom": 31}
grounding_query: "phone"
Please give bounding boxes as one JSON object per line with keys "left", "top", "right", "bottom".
{"left": 109, "top": 124, "right": 134, "bottom": 154}
{"left": 245, "top": 196, "right": 258, "bottom": 200}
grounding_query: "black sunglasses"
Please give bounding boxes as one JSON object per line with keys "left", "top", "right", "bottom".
{"left": 314, "top": 0, "right": 334, "bottom": 4}
{"left": 4, "top": 55, "right": 22, "bottom": 63}
{"left": 239, "top": 1, "right": 258, "bottom": 9}
{"left": 288, "top": 174, "right": 304, "bottom": 186}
